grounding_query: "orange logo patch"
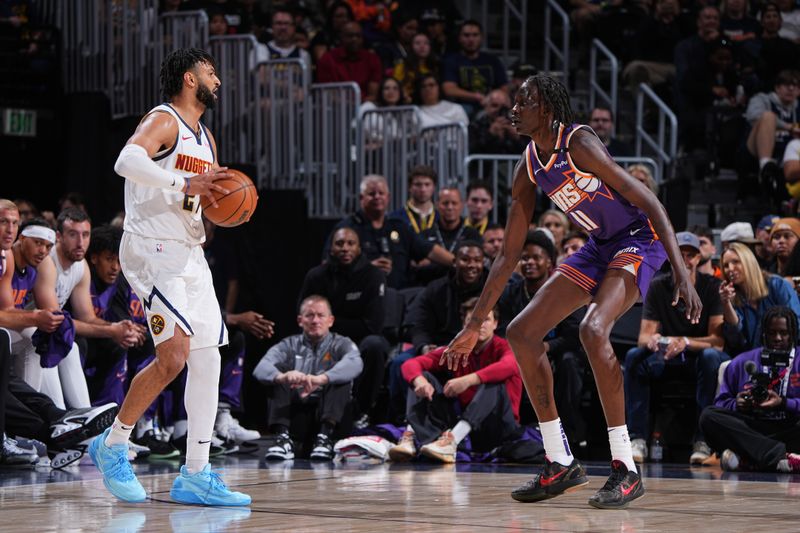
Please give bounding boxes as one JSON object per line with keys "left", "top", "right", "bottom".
{"left": 150, "top": 314, "right": 166, "bottom": 335}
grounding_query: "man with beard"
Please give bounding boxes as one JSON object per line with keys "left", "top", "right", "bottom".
{"left": 497, "top": 230, "right": 587, "bottom": 448}
{"left": 89, "top": 48, "right": 251, "bottom": 506}
{"left": 299, "top": 227, "right": 389, "bottom": 426}
{"left": 416, "top": 186, "right": 481, "bottom": 284}
{"left": 689, "top": 225, "right": 722, "bottom": 278}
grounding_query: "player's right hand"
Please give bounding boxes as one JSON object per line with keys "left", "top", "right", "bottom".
{"left": 34, "top": 309, "right": 64, "bottom": 333}
{"left": 185, "top": 167, "right": 232, "bottom": 208}
{"left": 440, "top": 327, "right": 479, "bottom": 371}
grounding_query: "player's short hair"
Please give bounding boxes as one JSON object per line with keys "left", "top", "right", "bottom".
{"left": 460, "top": 296, "right": 499, "bottom": 323}
{"left": 160, "top": 48, "right": 217, "bottom": 102}
{"left": 466, "top": 180, "right": 493, "bottom": 200}
{"left": 0, "top": 199, "right": 18, "bottom": 213}
{"left": 298, "top": 294, "right": 332, "bottom": 315}
{"left": 408, "top": 165, "right": 437, "bottom": 186}
{"left": 56, "top": 207, "right": 91, "bottom": 234}
{"left": 20, "top": 216, "right": 53, "bottom": 232}
{"left": 88, "top": 224, "right": 123, "bottom": 258}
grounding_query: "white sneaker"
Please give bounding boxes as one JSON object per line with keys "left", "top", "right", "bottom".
{"left": 388, "top": 431, "right": 417, "bottom": 462}
{"left": 631, "top": 438, "right": 648, "bottom": 463}
{"left": 721, "top": 449, "right": 741, "bottom": 471}
{"left": 265, "top": 433, "right": 294, "bottom": 461}
{"left": 215, "top": 410, "right": 261, "bottom": 444}
{"left": 420, "top": 431, "right": 457, "bottom": 463}
{"left": 690, "top": 441, "right": 711, "bottom": 465}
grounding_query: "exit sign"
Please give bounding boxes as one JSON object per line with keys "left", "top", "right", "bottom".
{"left": 4, "top": 108, "right": 36, "bottom": 137}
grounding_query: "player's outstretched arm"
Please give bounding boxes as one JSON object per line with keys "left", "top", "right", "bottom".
{"left": 568, "top": 129, "right": 702, "bottom": 323}
{"left": 441, "top": 158, "right": 536, "bottom": 369}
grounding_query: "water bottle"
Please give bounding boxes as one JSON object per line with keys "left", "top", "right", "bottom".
{"left": 650, "top": 432, "right": 663, "bottom": 462}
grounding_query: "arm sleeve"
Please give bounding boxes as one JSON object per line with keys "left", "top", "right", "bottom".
{"left": 401, "top": 347, "right": 446, "bottom": 383}
{"left": 315, "top": 53, "right": 335, "bottom": 83}
{"left": 325, "top": 337, "right": 363, "bottom": 384}
{"left": 715, "top": 358, "right": 746, "bottom": 411}
{"left": 114, "top": 143, "right": 185, "bottom": 192}
{"left": 441, "top": 54, "right": 459, "bottom": 83}
{"left": 252, "top": 340, "right": 293, "bottom": 383}
{"left": 409, "top": 227, "right": 435, "bottom": 261}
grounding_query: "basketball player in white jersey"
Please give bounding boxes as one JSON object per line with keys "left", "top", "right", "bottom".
{"left": 88, "top": 48, "right": 250, "bottom": 506}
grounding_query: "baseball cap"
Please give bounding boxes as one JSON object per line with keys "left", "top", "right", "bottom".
{"left": 676, "top": 231, "right": 701, "bottom": 252}
{"left": 757, "top": 214, "right": 780, "bottom": 232}
{"left": 769, "top": 217, "right": 800, "bottom": 239}
{"left": 720, "top": 222, "right": 759, "bottom": 244}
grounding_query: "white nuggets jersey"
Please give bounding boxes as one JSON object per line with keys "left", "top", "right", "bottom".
{"left": 123, "top": 104, "right": 215, "bottom": 245}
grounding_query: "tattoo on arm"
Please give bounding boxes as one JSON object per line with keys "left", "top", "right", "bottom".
{"left": 535, "top": 384, "right": 550, "bottom": 409}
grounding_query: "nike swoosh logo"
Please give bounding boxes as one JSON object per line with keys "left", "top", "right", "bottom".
{"left": 534, "top": 167, "right": 544, "bottom": 174}
{"left": 621, "top": 479, "right": 640, "bottom": 496}
{"left": 539, "top": 468, "right": 567, "bottom": 486}
{"left": 181, "top": 135, "right": 193, "bottom": 140}
{"left": 629, "top": 227, "right": 643, "bottom": 236}
{"left": 198, "top": 440, "right": 211, "bottom": 444}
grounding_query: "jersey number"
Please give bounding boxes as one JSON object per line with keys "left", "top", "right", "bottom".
{"left": 571, "top": 209, "right": 598, "bottom": 232}
{"left": 182, "top": 194, "right": 200, "bottom": 214}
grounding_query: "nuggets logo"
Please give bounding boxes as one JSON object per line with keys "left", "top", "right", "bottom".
{"left": 150, "top": 314, "right": 166, "bottom": 335}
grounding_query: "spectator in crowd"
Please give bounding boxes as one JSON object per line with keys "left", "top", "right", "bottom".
{"left": 468, "top": 90, "right": 526, "bottom": 154}
{"left": 719, "top": 242, "right": 800, "bottom": 354}
{"left": 754, "top": 215, "right": 780, "bottom": 269}
{"left": 742, "top": 3, "right": 800, "bottom": 91}
{"left": 375, "top": 12, "right": 419, "bottom": 73}
{"left": 538, "top": 209, "right": 569, "bottom": 252}
{"left": 12, "top": 199, "right": 38, "bottom": 222}
{"left": 360, "top": 76, "right": 405, "bottom": 145}
{"left": 627, "top": 164, "right": 659, "bottom": 196}
{"left": 624, "top": 232, "right": 727, "bottom": 465}
{"left": 783, "top": 137, "right": 800, "bottom": 199}
{"left": 744, "top": 69, "right": 800, "bottom": 196}
{"left": 324, "top": 175, "right": 454, "bottom": 289}
{"left": 689, "top": 224, "right": 722, "bottom": 278}
{"left": 414, "top": 74, "right": 469, "bottom": 129}
{"left": 441, "top": 20, "right": 508, "bottom": 115}
{"left": 419, "top": 7, "right": 452, "bottom": 58}
{"left": 235, "top": 0, "right": 269, "bottom": 38}
{"left": 253, "top": 295, "right": 363, "bottom": 461}
{"left": 699, "top": 306, "right": 800, "bottom": 472}
{"left": 310, "top": 1, "right": 354, "bottom": 63}
{"left": 388, "top": 165, "right": 438, "bottom": 233}
{"left": 769, "top": 217, "right": 800, "bottom": 275}
{"left": 208, "top": 7, "right": 230, "bottom": 36}
{"left": 299, "top": 227, "right": 389, "bottom": 427}
{"left": 316, "top": 21, "right": 382, "bottom": 102}
{"left": 391, "top": 297, "right": 522, "bottom": 463}
{"left": 465, "top": 180, "right": 494, "bottom": 236}
{"left": 720, "top": 0, "right": 760, "bottom": 43}
{"left": 498, "top": 231, "right": 587, "bottom": 447}
{"left": 252, "top": 8, "right": 311, "bottom": 70}
{"left": 720, "top": 220, "right": 760, "bottom": 250}
{"left": 482, "top": 223, "right": 505, "bottom": 265}
{"left": 559, "top": 231, "right": 588, "bottom": 264}
{"left": 394, "top": 34, "right": 439, "bottom": 103}
{"left": 416, "top": 186, "right": 482, "bottom": 284}
{"left": 622, "top": 0, "right": 693, "bottom": 93}
{"left": 589, "top": 107, "right": 633, "bottom": 157}
{"left": 776, "top": 0, "right": 800, "bottom": 43}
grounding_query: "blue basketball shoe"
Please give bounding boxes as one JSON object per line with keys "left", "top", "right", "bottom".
{"left": 88, "top": 428, "right": 147, "bottom": 503}
{"left": 170, "top": 464, "right": 251, "bottom": 506}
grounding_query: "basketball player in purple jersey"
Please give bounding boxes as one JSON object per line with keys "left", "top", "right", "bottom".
{"left": 444, "top": 75, "right": 702, "bottom": 509}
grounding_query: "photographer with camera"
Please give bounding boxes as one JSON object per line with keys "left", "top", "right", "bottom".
{"left": 700, "top": 306, "right": 800, "bottom": 472}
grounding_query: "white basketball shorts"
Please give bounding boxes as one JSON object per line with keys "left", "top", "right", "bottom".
{"left": 120, "top": 232, "right": 228, "bottom": 349}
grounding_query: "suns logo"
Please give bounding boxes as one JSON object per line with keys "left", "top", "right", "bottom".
{"left": 574, "top": 174, "right": 601, "bottom": 193}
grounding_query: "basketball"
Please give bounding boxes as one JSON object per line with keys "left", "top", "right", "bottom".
{"left": 200, "top": 169, "right": 258, "bottom": 227}
{"left": 574, "top": 174, "right": 600, "bottom": 193}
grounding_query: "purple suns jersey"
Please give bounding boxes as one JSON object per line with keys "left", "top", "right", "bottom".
{"left": 524, "top": 123, "right": 657, "bottom": 242}
{"left": 12, "top": 266, "right": 37, "bottom": 310}
{"left": 90, "top": 278, "right": 117, "bottom": 321}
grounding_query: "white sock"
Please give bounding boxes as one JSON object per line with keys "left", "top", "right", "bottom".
{"left": 540, "top": 418, "right": 573, "bottom": 465}
{"left": 759, "top": 157, "right": 774, "bottom": 169}
{"left": 105, "top": 417, "right": 134, "bottom": 447}
{"left": 135, "top": 418, "right": 154, "bottom": 440}
{"left": 450, "top": 420, "right": 472, "bottom": 444}
{"left": 184, "top": 346, "right": 221, "bottom": 474}
{"left": 608, "top": 425, "right": 637, "bottom": 472}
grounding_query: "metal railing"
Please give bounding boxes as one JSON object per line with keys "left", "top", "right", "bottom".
{"left": 543, "top": 0, "right": 570, "bottom": 88}
{"left": 357, "top": 106, "right": 421, "bottom": 211}
{"left": 458, "top": 0, "right": 528, "bottom": 66}
{"left": 464, "top": 154, "right": 520, "bottom": 223}
{"left": 589, "top": 39, "right": 619, "bottom": 127}
{"left": 635, "top": 83, "right": 678, "bottom": 180}
{"left": 158, "top": 11, "right": 209, "bottom": 65}
{"left": 308, "top": 82, "right": 361, "bottom": 218}
{"left": 417, "top": 123, "right": 469, "bottom": 187}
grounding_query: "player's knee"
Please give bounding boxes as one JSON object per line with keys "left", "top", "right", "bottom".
{"left": 579, "top": 317, "right": 607, "bottom": 349}
{"left": 153, "top": 352, "right": 186, "bottom": 381}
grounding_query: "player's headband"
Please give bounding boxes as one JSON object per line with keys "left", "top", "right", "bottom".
{"left": 21, "top": 225, "right": 56, "bottom": 244}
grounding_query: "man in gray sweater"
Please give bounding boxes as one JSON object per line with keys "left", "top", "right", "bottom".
{"left": 253, "top": 295, "right": 363, "bottom": 461}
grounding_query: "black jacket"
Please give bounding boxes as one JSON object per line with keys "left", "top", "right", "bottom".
{"left": 298, "top": 254, "right": 386, "bottom": 344}
{"left": 406, "top": 270, "right": 487, "bottom": 353}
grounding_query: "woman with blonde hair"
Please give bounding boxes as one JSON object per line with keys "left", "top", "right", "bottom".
{"left": 719, "top": 242, "right": 800, "bottom": 353}
{"left": 626, "top": 164, "right": 659, "bottom": 196}
{"left": 538, "top": 209, "right": 570, "bottom": 250}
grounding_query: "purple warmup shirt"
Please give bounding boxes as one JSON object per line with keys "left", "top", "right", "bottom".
{"left": 524, "top": 123, "right": 656, "bottom": 241}
{"left": 12, "top": 266, "right": 37, "bottom": 309}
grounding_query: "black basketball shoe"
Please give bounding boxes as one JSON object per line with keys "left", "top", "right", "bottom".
{"left": 511, "top": 457, "right": 589, "bottom": 502}
{"left": 588, "top": 460, "right": 645, "bottom": 509}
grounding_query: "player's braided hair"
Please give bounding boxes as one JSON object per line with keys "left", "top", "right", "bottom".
{"left": 762, "top": 305, "right": 799, "bottom": 349}
{"left": 523, "top": 74, "right": 574, "bottom": 126}
{"left": 160, "top": 48, "right": 217, "bottom": 102}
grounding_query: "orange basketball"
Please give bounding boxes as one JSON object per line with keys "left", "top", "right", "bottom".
{"left": 200, "top": 169, "right": 258, "bottom": 227}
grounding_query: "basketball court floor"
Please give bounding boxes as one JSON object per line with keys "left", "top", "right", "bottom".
{"left": 1, "top": 449, "right": 799, "bottom": 532}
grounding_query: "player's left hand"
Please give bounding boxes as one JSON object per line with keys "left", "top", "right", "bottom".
{"left": 672, "top": 275, "right": 703, "bottom": 324}
{"left": 440, "top": 327, "right": 479, "bottom": 371}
